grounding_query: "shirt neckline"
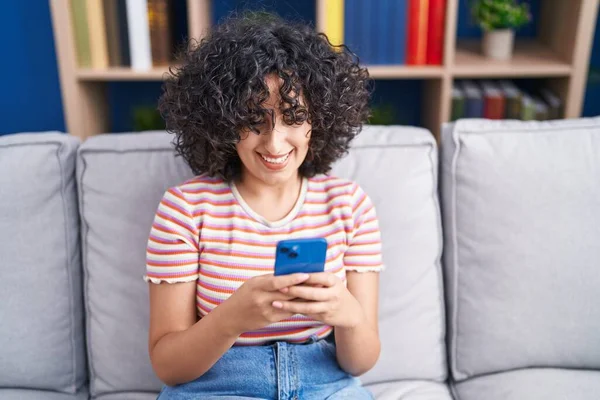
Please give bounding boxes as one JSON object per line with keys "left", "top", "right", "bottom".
{"left": 229, "top": 176, "right": 308, "bottom": 228}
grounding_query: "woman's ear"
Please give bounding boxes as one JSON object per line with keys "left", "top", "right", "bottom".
{"left": 303, "top": 144, "right": 313, "bottom": 162}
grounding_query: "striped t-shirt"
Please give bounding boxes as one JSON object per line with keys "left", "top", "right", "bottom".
{"left": 144, "top": 174, "right": 384, "bottom": 345}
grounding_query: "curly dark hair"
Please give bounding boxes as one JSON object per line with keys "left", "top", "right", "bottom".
{"left": 158, "top": 12, "right": 371, "bottom": 181}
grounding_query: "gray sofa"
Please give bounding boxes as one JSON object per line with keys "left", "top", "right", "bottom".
{"left": 1, "top": 118, "right": 598, "bottom": 400}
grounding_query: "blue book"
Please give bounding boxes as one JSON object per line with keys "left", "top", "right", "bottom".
{"left": 346, "top": 0, "right": 366, "bottom": 63}
{"left": 360, "top": 0, "right": 373, "bottom": 65}
{"left": 376, "top": 0, "right": 390, "bottom": 64}
{"left": 462, "top": 80, "right": 484, "bottom": 118}
{"left": 344, "top": 0, "right": 356, "bottom": 56}
{"left": 391, "top": 0, "right": 407, "bottom": 64}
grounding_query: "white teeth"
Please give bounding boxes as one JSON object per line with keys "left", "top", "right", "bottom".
{"left": 260, "top": 152, "right": 290, "bottom": 164}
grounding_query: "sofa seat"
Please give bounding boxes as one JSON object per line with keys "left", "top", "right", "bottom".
{"left": 367, "top": 380, "right": 453, "bottom": 400}
{"left": 453, "top": 368, "right": 600, "bottom": 400}
{"left": 0, "top": 388, "right": 88, "bottom": 400}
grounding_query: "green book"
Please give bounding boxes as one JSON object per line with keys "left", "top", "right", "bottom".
{"left": 540, "top": 89, "right": 563, "bottom": 119}
{"left": 70, "top": 0, "right": 91, "bottom": 68}
{"left": 451, "top": 83, "right": 465, "bottom": 121}
{"left": 520, "top": 93, "right": 536, "bottom": 121}
{"left": 533, "top": 96, "right": 549, "bottom": 121}
{"left": 498, "top": 80, "right": 521, "bottom": 120}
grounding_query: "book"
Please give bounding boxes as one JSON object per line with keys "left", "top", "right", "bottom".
{"left": 391, "top": 0, "right": 407, "bottom": 64}
{"left": 461, "top": 80, "right": 483, "bottom": 118}
{"left": 126, "top": 0, "right": 153, "bottom": 70}
{"left": 344, "top": 0, "right": 357, "bottom": 58}
{"left": 498, "top": 80, "right": 521, "bottom": 119}
{"left": 324, "top": 0, "right": 344, "bottom": 49}
{"left": 376, "top": 0, "right": 390, "bottom": 64}
{"left": 86, "top": 0, "right": 109, "bottom": 68}
{"left": 103, "top": 0, "right": 122, "bottom": 67}
{"left": 407, "top": 0, "right": 429, "bottom": 65}
{"left": 346, "top": 0, "right": 369, "bottom": 63}
{"left": 533, "top": 96, "right": 549, "bottom": 120}
{"left": 359, "top": 0, "right": 373, "bottom": 64}
{"left": 426, "top": 0, "right": 445, "bottom": 65}
{"left": 367, "top": 0, "right": 378, "bottom": 63}
{"left": 481, "top": 80, "right": 506, "bottom": 119}
{"left": 148, "top": 0, "right": 173, "bottom": 66}
{"left": 116, "top": 0, "right": 131, "bottom": 66}
{"left": 539, "top": 89, "right": 562, "bottom": 119}
{"left": 451, "top": 83, "right": 465, "bottom": 121}
{"left": 520, "top": 93, "right": 536, "bottom": 120}
{"left": 69, "top": 0, "right": 91, "bottom": 68}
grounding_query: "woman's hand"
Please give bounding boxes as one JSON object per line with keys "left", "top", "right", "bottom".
{"left": 272, "top": 272, "right": 365, "bottom": 328}
{"left": 220, "top": 273, "right": 310, "bottom": 336}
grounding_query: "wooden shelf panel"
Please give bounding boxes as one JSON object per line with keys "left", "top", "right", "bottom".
{"left": 366, "top": 65, "right": 444, "bottom": 79}
{"left": 77, "top": 65, "right": 444, "bottom": 81}
{"left": 77, "top": 67, "right": 175, "bottom": 81}
{"left": 452, "top": 40, "right": 572, "bottom": 78}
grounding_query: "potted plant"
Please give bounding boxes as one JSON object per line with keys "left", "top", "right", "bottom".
{"left": 133, "top": 105, "right": 165, "bottom": 131}
{"left": 368, "top": 104, "right": 396, "bottom": 125}
{"left": 471, "top": 0, "right": 531, "bottom": 60}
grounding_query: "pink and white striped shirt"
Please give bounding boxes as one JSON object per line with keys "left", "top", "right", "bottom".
{"left": 144, "top": 174, "right": 384, "bottom": 345}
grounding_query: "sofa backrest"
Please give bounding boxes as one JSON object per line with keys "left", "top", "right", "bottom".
{"left": 332, "top": 126, "right": 447, "bottom": 385}
{"left": 440, "top": 118, "right": 600, "bottom": 383}
{"left": 76, "top": 126, "right": 447, "bottom": 398}
{"left": 0, "top": 133, "right": 87, "bottom": 397}
{"left": 76, "top": 132, "right": 194, "bottom": 398}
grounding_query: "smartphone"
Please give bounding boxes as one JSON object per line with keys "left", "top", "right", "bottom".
{"left": 274, "top": 238, "right": 328, "bottom": 276}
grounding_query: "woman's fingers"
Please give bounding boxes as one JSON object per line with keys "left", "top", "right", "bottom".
{"left": 284, "top": 285, "right": 331, "bottom": 301}
{"left": 272, "top": 299, "right": 329, "bottom": 314}
{"left": 264, "top": 273, "right": 310, "bottom": 291}
{"left": 303, "top": 272, "right": 339, "bottom": 287}
{"left": 278, "top": 272, "right": 339, "bottom": 293}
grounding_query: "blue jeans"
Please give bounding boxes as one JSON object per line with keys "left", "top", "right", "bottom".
{"left": 157, "top": 335, "right": 373, "bottom": 399}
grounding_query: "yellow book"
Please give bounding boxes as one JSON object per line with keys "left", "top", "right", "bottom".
{"left": 322, "top": 0, "right": 344, "bottom": 49}
{"left": 86, "top": 0, "right": 109, "bottom": 68}
{"left": 69, "top": 0, "right": 91, "bottom": 67}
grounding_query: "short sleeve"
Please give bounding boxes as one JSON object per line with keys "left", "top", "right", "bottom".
{"left": 143, "top": 186, "right": 200, "bottom": 284}
{"left": 343, "top": 183, "right": 385, "bottom": 272}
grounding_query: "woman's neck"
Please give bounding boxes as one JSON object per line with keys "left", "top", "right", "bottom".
{"left": 234, "top": 173, "right": 303, "bottom": 223}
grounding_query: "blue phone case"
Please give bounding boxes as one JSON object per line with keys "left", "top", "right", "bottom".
{"left": 274, "top": 238, "right": 328, "bottom": 276}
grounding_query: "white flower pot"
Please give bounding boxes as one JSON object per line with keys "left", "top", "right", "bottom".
{"left": 482, "top": 29, "right": 515, "bottom": 60}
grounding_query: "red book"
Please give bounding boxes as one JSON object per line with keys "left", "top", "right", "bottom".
{"left": 407, "top": 0, "right": 429, "bottom": 65}
{"left": 427, "top": 0, "right": 446, "bottom": 65}
{"left": 481, "top": 81, "right": 506, "bottom": 119}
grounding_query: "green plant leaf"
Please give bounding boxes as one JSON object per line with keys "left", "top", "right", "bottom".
{"left": 368, "top": 104, "right": 396, "bottom": 125}
{"left": 470, "top": 0, "right": 531, "bottom": 31}
{"left": 132, "top": 106, "right": 165, "bottom": 131}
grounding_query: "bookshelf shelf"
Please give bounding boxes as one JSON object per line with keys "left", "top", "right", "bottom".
{"left": 50, "top": 0, "right": 599, "bottom": 141}
{"left": 366, "top": 65, "right": 444, "bottom": 79}
{"left": 76, "top": 65, "right": 445, "bottom": 81}
{"left": 452, "top": 40, "right": 572, "bottom": 78}
{"left": 77, "top": 67, "right": 174, "bottom": 81}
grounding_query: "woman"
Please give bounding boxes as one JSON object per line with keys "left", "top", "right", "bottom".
{"left": 145, "top": 12, "right": 384, "bottom": 399}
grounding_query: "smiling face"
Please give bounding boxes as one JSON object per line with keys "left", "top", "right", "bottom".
{"left": 235, "top": 74, "right": 311, "bottom": 187}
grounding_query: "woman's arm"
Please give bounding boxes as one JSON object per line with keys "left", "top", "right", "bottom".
{"left": 148, "top": 281, "right": 239, "bottom": 386}
{"left": 274, "top": 270, "right": 381, "bottom": 376}
{"left": 148, "top": 273, "right": 309, "bottom": 386}
{"left": 333, "top": 271, "right": 380, "bottom": 376}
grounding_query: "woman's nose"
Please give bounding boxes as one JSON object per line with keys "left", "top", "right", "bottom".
{"left": 263, "top": 121, "right": 289, "bottom": 154}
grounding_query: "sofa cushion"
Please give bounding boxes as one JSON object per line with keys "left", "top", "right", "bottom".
{"left": 78, "top": 126, "right": 447, "bottom": 397}
{"left": 77, "top": 131, "right": 194, "bottom": 398}
{"left": 332, "top": 126, "right": 447, "bottom": 384}
{"left": 440, "top": 118, "right": 600, "bottom": 382}
{"left": 0, "top": 133, "right": 86, "bottom": 393}
{"left": 453, "top": 368, "right": 600, "bottom": 400}
{"left": 366, "top": 380, "right": 453, "bottom": 400}
{"left": 0, "top": 388, "right": 88, "bottom": 400}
